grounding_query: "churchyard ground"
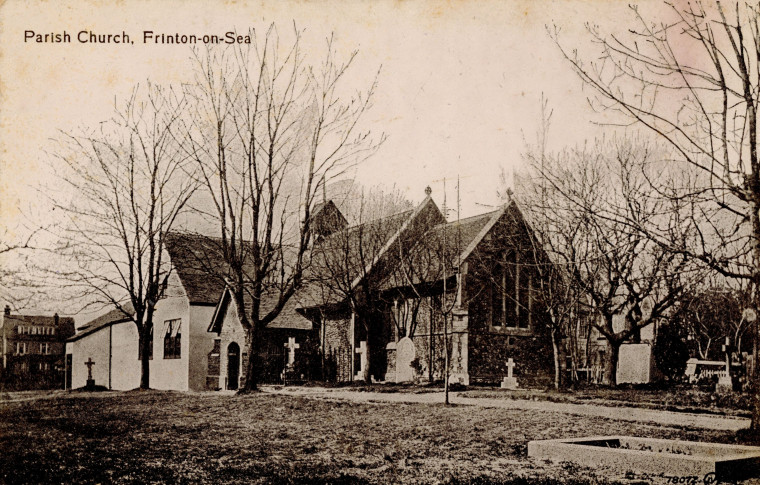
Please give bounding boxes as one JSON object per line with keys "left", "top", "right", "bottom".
{"left": 1, "top": 389, "right": 756, "bottom": 484}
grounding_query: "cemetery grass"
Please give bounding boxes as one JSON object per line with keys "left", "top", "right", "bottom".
{"left": 460, "top": 385, "right": 752, "bottom": 417}
{"left": 0, "top": 390, "right": 745, "bottom": 485}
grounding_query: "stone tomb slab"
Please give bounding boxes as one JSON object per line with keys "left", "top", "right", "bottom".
{"left": 528, "top": 436, "right": 760, "bottom": 481}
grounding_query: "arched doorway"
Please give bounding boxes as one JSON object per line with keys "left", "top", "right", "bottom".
{"left": 227, "top": 342, "right": 240, "bottom": 390}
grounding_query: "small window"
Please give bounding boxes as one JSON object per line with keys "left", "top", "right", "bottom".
{"left": 15, "top": 342, "right": 27, "bottom": 355}
{"left": 40, "top": 342, "right": 50, "bottom": 354}
{"left": 163, "top": 319, "right": 181, "bottom": 359}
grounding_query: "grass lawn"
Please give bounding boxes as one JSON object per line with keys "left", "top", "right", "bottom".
{"left": 0, "top": 390, "right": 746, "bottom": 484}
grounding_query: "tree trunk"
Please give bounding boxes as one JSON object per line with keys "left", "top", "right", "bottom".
{"left": 602, "top": 340, "right": 620, "bottom": 387}
{"left": 138, "top": 322, "right": 151, "bottom": 389}
{"left": 242, "top": 324, "right": 261, "bottom": 392}
{"left": 751, "top": 199, "right": 760, "bottom": 433}
{"left": 551, "top": 327, "right": 563, "bottom": 390}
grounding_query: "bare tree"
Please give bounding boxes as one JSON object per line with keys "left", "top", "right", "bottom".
{"left": 312, "top": 188, "right": 416, "bottom": 383}
{"left": 180, "top": 26, "right": 384, "bottom": 391}
{"left": 527, "top": 136, "right": 699, "bottom": 386}
{"left": 512, "top": 97, "right": 587, "bottom": 390}
{"left": 552, "top": 1, "right": 760, "bottom": 428}
{"left": 51, "top": 84, "right": 196, "bottom": 389}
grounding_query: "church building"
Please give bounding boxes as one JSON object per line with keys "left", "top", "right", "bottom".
{"left": 65, "top": 189, "right": 554, "bottom": 390}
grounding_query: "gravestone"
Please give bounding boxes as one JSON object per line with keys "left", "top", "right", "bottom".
{"left": 395, "top": 337, "right": 416, "bottom": 383}
{"left": 84, "top": 357, "right": 96, "bottom": 390}
{"left": 501, "top": 358, "right": 518, "bottom": 389}
{"left": 284, "top": 337, "right": 300, "bottom": 368}
{"left": 354, "top": 341, "right": 368, "bottom": 380}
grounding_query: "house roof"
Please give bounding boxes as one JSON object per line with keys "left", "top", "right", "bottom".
{"left": 3, "top": 314, "right": 75, "bottom": 328}
{"left": 68, "top": 303, "right": 135, "bottom": 342}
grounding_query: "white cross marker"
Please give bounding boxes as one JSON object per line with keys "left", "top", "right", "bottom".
{"left": 355, "top": 341, "right": 368, "bottom": 376}
{"left": 506, "top": 358, "right": 516, "bottom": 378}
{"left": 284, "top": 337, "right": 300, "bottom": 366}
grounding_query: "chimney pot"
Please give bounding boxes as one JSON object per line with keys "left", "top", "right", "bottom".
{"left": 4, "top": 305, "right": 10, "bottom": 316}
{"left": 54, "top": 313, "right": 59, "bottom": 326}
{"left": 424, "top": 186, "right": 432, "bottom": 197}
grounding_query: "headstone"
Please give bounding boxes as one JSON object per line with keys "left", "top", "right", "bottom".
{"left": 501, "top": 358, "right": 518, "bottom": 389}
{"left": 395, "top": 337, "right": 416, "bottom": 383}
{"left": 617, "top": 343, "right": 652, "bottom": 384}
{"left": 284, "top": 337, "right": 300, "bottom": 368}
{"left": 84, "top": 357, "right": 96, "bottom": 390}
{"left": 355, "top": 341, "right": 368, "bottom": 380}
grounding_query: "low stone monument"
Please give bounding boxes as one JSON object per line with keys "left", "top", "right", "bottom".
{"left": 500, "top": 358, "right": 518, "bottom": 389}
{"left": 395, "top": 337, "right": 416, "bottom": 383}
{"left": 528, "top": 436, "right": 760, "bottom": 481}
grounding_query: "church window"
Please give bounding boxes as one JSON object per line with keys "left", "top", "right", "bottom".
{"left": 163, "top": 319, "right": 181, "bottom": 359}
{"left": 491, "top": 251, "right": 532, "bottom": 330}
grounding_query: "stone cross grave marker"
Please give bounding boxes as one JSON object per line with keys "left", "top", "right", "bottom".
{"left": 395, "top": 337, "right": 416, "bottom": 383}
{"left": 284, "top": 337, "right": 300, "bottom": 367}
{"left": 501, "top": 357, "right": 519, "bottom": 389}
{"left": 355, "top": 341, "right": 368, "bottom": 380}
{"left": 84, "top": 357, "right": 96, "bottom": 389}
{"left": 85, "top": 358, "right": 95, "bottom": 379}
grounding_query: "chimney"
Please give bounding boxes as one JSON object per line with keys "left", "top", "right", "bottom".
{"left": 4, "top": 305, "right": 9, "bottom": 316}
{"left": 54, "top": 313, "right": 60, "bottom": 326}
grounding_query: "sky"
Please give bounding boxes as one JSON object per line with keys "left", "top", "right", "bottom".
{"left": 0, "top": 0, "right": 679, "bottom": 314}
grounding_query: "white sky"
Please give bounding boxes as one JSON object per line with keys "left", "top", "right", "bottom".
{"left": 0, "top": 0, "right": 677, "bottom": 314}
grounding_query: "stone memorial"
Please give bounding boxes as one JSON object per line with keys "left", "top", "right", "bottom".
{"left": 354, "top": 341, "right": 368, "bottom": 381}
{"left": 395, "top": 337, "right": 416, "bottom": 383}
{"left": 84, "top": 357, "right": 96, "bottom": 390}
{"left": 500, "top": 358, "right": 518, "bottom": 389}
{"left": 528, "top": 436, "right": 760, "bottom": 481}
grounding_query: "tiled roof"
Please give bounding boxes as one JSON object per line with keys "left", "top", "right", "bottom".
{"left": 164, "top": 232, "right": 237, "bottom": 305}
{"left": 377, "top": 209, "right": 501, "bottom": 290}
{"left": 4, "top": 314, "right": 74, "bottom": 327}
{"left": 68, "top": 303, "right": 134, "bottom": 341}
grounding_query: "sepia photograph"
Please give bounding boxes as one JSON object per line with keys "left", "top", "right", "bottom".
{"left": 2, "top": 0, "right": 760, "bottom": 483}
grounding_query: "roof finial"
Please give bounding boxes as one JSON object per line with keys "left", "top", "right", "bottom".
{"left": 424, "top": 186, "right": 432, "bottom": 197}
{"left": 506, "top": 187, "right": 513, "bottom": 202}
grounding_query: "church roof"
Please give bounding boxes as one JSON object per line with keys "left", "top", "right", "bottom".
{"left": 297, "top": 197, "right": 439, "bottom": 309}
{"left": 68, "top": 303, "right": 134, "bottom": 342}
{"left": 164, "top": 232, "right": 238, "bottom": 305}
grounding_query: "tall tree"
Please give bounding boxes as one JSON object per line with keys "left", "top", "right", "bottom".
{"left": 180, "top": 26, "right": 383, "bottom": 391}
{"left": 52, "top": 84, "right": 196, "bottom": 389}
{"left": 311, "top": 187, "right": 417, "bottom": 383}
{"left": 553, "top": 1, "right": 760, "bottom": 430}
{"left": 526, "top": 137, "right": 699, "bottom": 385}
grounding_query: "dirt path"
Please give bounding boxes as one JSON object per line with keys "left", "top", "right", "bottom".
{"left": 264, "top": 386, "right": 750, "bottom": 432}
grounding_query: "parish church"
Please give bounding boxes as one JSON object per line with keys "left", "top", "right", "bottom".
{"left": 65, "top": 188, "right": 554, "bottom": 391}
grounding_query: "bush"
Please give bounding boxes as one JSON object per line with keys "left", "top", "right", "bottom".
{"left": 653, "top": 322, "right": 690, "bottom": 382}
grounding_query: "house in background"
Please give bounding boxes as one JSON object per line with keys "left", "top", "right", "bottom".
{"left": 1, "top": 305, "right": 75, "bottom": 390}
